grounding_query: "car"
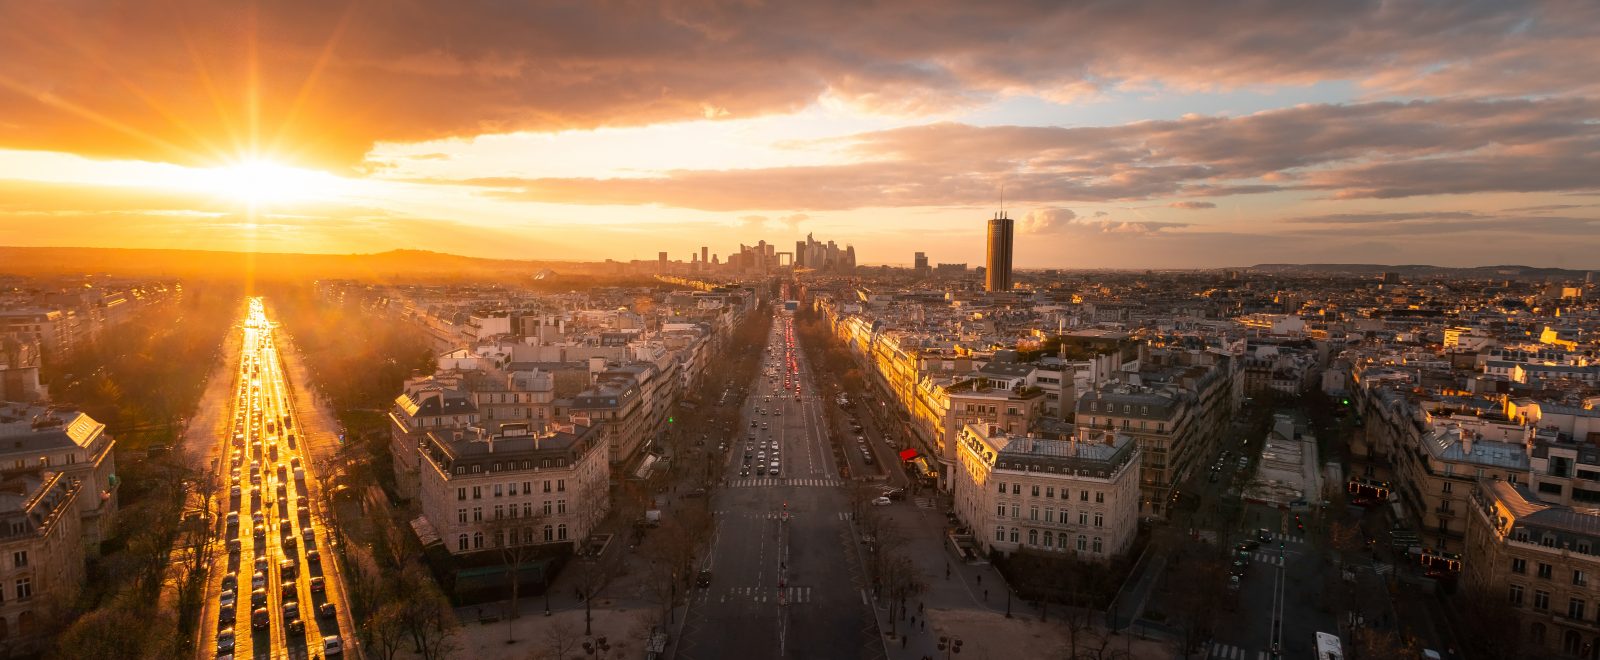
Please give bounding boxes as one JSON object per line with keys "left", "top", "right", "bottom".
{"left": 219, "top": 589, "right": 238, "bottom": 607}
{"left": 882, "top": 488, "right": 906, "bottom": 501}
{"left": 217, "top": 629, "right": 237, "bottom": 654}
{"left": 251, "top": 588, "right": 268, "bottom": 608}
{"left": 872, "top": 496, "right": 893, "bottom": 506}
{"left": 696, "top": 570, "right": 712, "bottom": 587}
{"left": 251, "top": 571, "right": 267, "bottom": 589}
{"left": 287, "top": 618, "right": 306, "bottom": 635}
{"left": 756, "top": 465, "right": 767, "bottom": 475}
{"left": 227, "top": 538, "right": 242, "bottom": 554}
{"left": 1239, "top": 540, "right": 1261, "bottom": 551}
{"left": 283, "top": 600, "right": 299, "bottom": 619}
{"left": 219, "top": 603, "right": 236, "bottom": 623}
{"left": 310, "top": 576, "right": 325, "bottom": 593}
{"left": 251, "top": 607, "right": 270, "bottom": 629}
{"left": 255, "top": 556, "right": 270, "bottom": 573}
{"left": 1208, "top": 472, "right": 1219, "bottom": 483}
{"left": 281, "top": 582, "right": 297, "bottom": 599}
{"left": 317, "top": 602, "right": 337, "bottom": 619}
{"left": 1257, "top": 528, "right": 1273, "bottom": 542}
{"left": 323, "top": 635, "right": 345, "bottom": 656}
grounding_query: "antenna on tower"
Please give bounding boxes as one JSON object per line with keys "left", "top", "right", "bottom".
{"left": 999, "top": 183, "right": 1006, "bottom": 219}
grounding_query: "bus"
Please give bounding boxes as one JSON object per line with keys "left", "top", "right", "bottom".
{"left": 1316, "top": 632, "right": 1343, "bottom": 660}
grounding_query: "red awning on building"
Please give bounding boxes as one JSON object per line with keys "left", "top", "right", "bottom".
{"left": 898, "top": 448, "right": 919, "bottom": 461}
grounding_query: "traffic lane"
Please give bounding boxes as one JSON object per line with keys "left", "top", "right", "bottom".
{"left": 787, "top": 487, "right": 877, "bottom": 660}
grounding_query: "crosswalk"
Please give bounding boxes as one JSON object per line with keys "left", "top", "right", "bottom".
{"left": 1207, "top": 642, "right": 1266, "bottom": 660}
{"left": 913, "top": 497, "right": 935, "bottom": 509}
{"left": 717, "top": 586, "right": 813, "bottom": 604}
{"left": 1251, "top": 552, "right": 1286, "bottom": 567}
{"left": 728, "top": 477, "right": 843, "bottom": 488}
{"left": 1273, "top": 532, "right": 1304, "bottom": 544}
{"left": 1374, "top": 562, "right": 1394, "bottom": 575}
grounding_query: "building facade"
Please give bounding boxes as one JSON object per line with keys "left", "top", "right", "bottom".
{"left": 952, "top": 424, "right": 1140, "bottom": 560}
{"left": 985, "top": 214, "right": 1014, "bottom": 293}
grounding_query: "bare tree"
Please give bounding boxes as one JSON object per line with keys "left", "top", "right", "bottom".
{"left": 364, "top": 600, "right": 410, "bottom": 660}
{"left": 480, "top": 511, "right": 546, "bottom": 642}
{"left": 1166, "top": 546, "right": 1227, "bottom": 658}
{"left": 529, "top": 619, "right": 584, "bottom": 660}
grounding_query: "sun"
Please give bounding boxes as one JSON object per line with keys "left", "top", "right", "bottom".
{"left": 199, "top": 158, "right": 345, "bottom": 206}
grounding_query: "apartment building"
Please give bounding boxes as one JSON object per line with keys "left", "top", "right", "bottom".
{"left": 1393, "top": 420, "right": 1529, "bottom": 550}
{"left": 940, "top": 382, "right": 1044, "bottom": 491}
{"left": 0, "top": 404, "right": 118, "bottom": 544}
{"left": 1466, "top": 479, "right": 1600, "bottom": 657}
{"left": 952, "top": 424, "right": 1140, "bottom": 560}
{"left": 416, "top": 420, "right": 608, "bottom": 556}
{"left": 0, "top": 471, "right": 85, "bottom": 651}
{"left": 1076, "top": 387, "right": 1189, "bottom": 516}
{"left": 388, "top": 377, "right": 480, "bottom": 500}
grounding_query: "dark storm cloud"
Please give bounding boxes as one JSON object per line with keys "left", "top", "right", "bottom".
{"left": 0, "top": 0, "right": 1595, "bottom": 167}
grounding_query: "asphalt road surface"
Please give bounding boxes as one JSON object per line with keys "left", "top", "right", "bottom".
{"left": 677, "top": 311, "right": 886, "bottom": 660}
{"left": 197, "top": 298, "right": 355, "bottom": 660}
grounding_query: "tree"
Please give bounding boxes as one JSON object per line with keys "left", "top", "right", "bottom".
{"left": 1166, "top": 545, "right": 1227, "bottom": 658}
{"left": 395, "top": 565, "right": 459, "bottom": 659}
{"left": 365, "top": 600, "right": 411, "bottom": 660}
{"left": 481, "top": 511, "right": 546, "bottom": 642}
{"left": 530, "top": 619, "right": 584, "bottom": 660}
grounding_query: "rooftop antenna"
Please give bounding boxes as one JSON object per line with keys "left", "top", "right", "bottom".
{"left": 999, "top": 183, "right": 1006, "bottom": 219}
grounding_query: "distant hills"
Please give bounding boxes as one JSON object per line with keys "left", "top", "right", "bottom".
{"left": 1247, "top": 263, "right": 1595, "bottom": 280}
{"left": 0, "top": 246, "right": 583, "bottom": 282}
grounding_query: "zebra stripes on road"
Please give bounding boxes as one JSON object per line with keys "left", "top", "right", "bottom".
{"left": 913, "top": 497, "right": 935, "bottom": 509}
{"left": 1252, "top": 552, "right": 1286, "bottom": 567}
{"left": 727, "top": 477, "right": 843, "bottom": 488}
{"left": 717, "top": 586, "right": 812, "bottom": 604}
{"left": 1273, "top": 533, "right": 1304, "bottom": 544}
{"left": 1206, "top": 642, "right": 1265, "bottom": 660}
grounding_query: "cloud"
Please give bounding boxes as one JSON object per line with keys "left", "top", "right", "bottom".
{"left": 1019, "top": 208, "right": 1077, "bottom": 233}
{"left": 1, "top": 1, "right": 1597, "bottom": 167}
{"left": 435, "top": 97, "right": 1600, "bottom": 210}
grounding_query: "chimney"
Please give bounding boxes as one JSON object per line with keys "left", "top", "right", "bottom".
{"left": 1459, "top": 427, "right": 1473, "bottom": 454}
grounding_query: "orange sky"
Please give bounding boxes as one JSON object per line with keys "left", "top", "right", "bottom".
{"left": 2, "top": 1, "right": 1598, "bottom": 269}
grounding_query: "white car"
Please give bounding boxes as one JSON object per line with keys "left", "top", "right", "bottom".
{"left": 871, "top": 497, "right": 893, "bottom": 506}
{"left": 323, "top": 635, "right": 344, "bottom": 656}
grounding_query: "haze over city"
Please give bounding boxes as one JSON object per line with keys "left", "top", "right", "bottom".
{"left": 1, "top": 1, "right": 1598, "bottom": 268}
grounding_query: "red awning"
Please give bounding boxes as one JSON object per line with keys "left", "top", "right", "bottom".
{"left": 898, "top": 448, "right": 919, "bottom": 461}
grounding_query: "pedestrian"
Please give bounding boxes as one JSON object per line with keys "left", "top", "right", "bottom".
{"left": 902, "top": 635, "right": 908, "bottom": 649}
{"left": 921, "top": 619, "right": 926, "bottom": 631}
{"left": 976, "top": 574, "right": 982, "bottom": 585}
{"left": 983, "top": 589, "right": 988, "bottom": 601}
{"left": 919, "top": 602, "right": 924, "bottom": 614}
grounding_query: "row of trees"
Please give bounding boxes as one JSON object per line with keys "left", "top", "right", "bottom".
{"left": 260, "top": 283, "right": 436, "bottom": 412}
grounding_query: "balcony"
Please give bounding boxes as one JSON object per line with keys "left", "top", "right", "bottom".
{"left": 1434, "top": 507, "right": 1455, "bottom": 518}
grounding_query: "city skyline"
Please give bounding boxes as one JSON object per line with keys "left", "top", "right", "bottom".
{"left": 2, "top": 2, "right": 1599, "bottom": 269}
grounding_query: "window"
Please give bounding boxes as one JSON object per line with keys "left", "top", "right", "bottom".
{"left": 458, "top": 535, "right": 468, "bottom": 551}
{"left": 472, "top": 532, "right": 484, "bottom": 549}
{"left": 457, "top": 509, "right": 467, "bottom": 524}
{"left": 1045, "top": 507, "right": 1055, "bottom": 523}
{"left": 1535, "top": 590, "right": 1550, "bottom": 610}
{"left": 996, "top": 526, "right": 1005, "bottom": 542}
{"left": 493, "top": 505, "right": 504, "bottom": 520}
{"left": 523, "top": 481, "right": 532, "bottom": 495}
{"left": 558, "top": 480, "right": 566, "bottom": 492}
{"left": 1043, "top": 531, "right": 1054, "bottom": 548}
{"left": 10, "top": 551, "right": 24, "bottom": 568}
{"left": 543, "top": 500, "right": 553, "bottom": 515}
{"left": 1575, "top": 570, "right": 1588, "bottom": 587}
{"left": 997, "top": 505, "right": 1006, "bottom": 518}
{"left": 494, "top": 484, "right": 504, "bottom": 497}
{"left": 1028, "top": 529, "right": 1038, "bottom": 545}
{"left": 1092, "top": 537, "right": 1103, "bottom": 553}
{"left": 1012, "top": 484, "right": 1020, "bottom": 495}
{"left": 1510, "top": 584, "right": 1524, "bottom": 606}
{"left": 523, "top": 503, "right": 533, "bottom": 518}
{"left": 1093, "top": 513, "right": 1104, "bottom": 527}
{"left": 1079, "top": 511, "right": 1088, "bottom": 525}
{"left": 1058, "top": 509, "right": 1069, "bottom": 524}
{"left": 543, "top": 525, "right": 554, "bottom": 541}
{"left": 997, "top": 481, "right": 1006, "bottom": 493}
{"left": 457, "top": 488, "right": 467, "bottom": 501}
{"left": 1029, "top": 506, "right": 1039, "bottom": 521}
{"left": 1080, "top": 490, "right": 1089, "bottom": 501}
{"left": 558, "top": 524, "right": 568, "bottom": 541}
{"left": 1009, "top": 528, "right": 1019, "bottom": 543}
{"left": 472, "top": 507, "right": 483, "bottom": 522}
{"left": 1010, "top": 505, "right": 1019, "bottom": 519}
{"left": 472, "top": 486, "right": 482, "bottom": 500}
{"left": 1031, "top": 485, "right": 1040, "bottom": 497}
{"left": 544, "top": 480, "right": 552, "bottom": 493}
{"left": 1569, "top": 598, "right": 1586, "bottom": 620}
{"left": 1442, "top": 482, "right": 1453, "bottom": 494}
{"left": 1095, "top": 492, "right": 1105, "bottom": 504}
{"left": 557, "top": 499, "right": 567, "bottom": 514}
{"left": 1046, "top": 487, "right": 1055, "bottom": 498}
{"left": 1539, "top": 563, "right": 1553, "bottom": 579}
{"left": 1512, "top": 558, "right": 1527, "bottom": 574}
{"left": 1077, "top": 535, "right": 1087, "bottom": 551}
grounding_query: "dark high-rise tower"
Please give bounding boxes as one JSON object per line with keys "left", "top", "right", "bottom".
{"left": 985, "top": 213, "right": 1014, "bottom": 292}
